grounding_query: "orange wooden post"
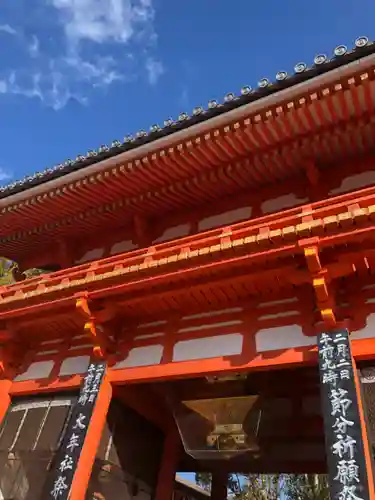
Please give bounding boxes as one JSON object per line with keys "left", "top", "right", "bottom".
{"left": 0, "top": 379, "right": 11, "bottom": 425}
{"left": 154, "top": 430, "right": 181, "bottom": 500}
{"left": 353, "top": 358, "right": 375, "bottom": 500}
{"left": 69, "top": 371, "right": 112, "bottom": 500}
{"left": 211, "top": 472, "right": 228, "bottom": 500}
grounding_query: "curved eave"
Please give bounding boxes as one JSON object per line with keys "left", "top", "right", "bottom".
{"left": 0, "top": 51, "right": 375, "bottom": 254}
{"left": 2, "top": 50, "right": 375, "bottom": 207}
{"left": 2, "top": 41, "right": 375, "bottom": 201}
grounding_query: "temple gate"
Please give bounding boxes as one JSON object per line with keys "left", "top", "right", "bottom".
{"left": 0, "top": 36, "right": 375, "bottom": 499}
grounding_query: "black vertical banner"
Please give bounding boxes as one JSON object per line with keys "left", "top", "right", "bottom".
{"left": 318, "top": 329, "right": 371, "bottom": 500}
{"left": 42, "top": 361, "right": 106, "bottom": 500}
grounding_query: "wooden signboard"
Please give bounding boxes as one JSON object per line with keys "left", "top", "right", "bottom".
{"left": 42, "top": 361, "right": 106, "bottom": 500}
{"left": 318, "top": 329, "right": 371, "bottom": 500}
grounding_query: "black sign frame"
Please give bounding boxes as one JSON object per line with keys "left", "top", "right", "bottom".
{"left": 42, "top": 361, "right": 106, "bottom": 500}
{"left": 318, "top": 329, "right": 372, "bottom": 500}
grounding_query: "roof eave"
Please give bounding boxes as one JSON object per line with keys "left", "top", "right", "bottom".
{"left": 3, "top": 51, "right": 375, "bottom": 209}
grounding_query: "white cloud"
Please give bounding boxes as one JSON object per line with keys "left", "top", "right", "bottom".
{"left": 0, "top": 24, "right": 17, "bottom": 36}
{"left": 145, "top": 57, "right": 164, "bottom": 85}
{"left": 0, "top": 55, "right": 125, "bottom": 110}
{"left": 0, "top": 81, "right": 7, "bottom": 94}
{"left": 0, "top": 168, "right": 12, "bottom": 183}
{"left": 28, "top": 35, "right": 40, "bottom": 58}
{"left": 50, "top": 0, "right": 155, "bottom": 45}
{"left": 0, "top": 0, "right": 164, "bottom": 110}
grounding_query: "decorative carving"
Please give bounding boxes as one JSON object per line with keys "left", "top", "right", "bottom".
{"left": 75, "top": 294, "right": 117, "bottom": 362}
{"left": 0, "top": 339, "right": 26, "bottom": 378}
{"left": 304, "top": 247, "right": 337, "bottom": 327}
{"left": 0, "top": 257, "right": 57, "bottom": 285}
{"left": 0, "top": 258, "right": 23, "bottom": 284}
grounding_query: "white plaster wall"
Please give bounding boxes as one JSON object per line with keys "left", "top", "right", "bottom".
{"left": 110, "top": 240, "right": 138, "bottom": 255}
{"left": 261, "top": 194, "right": 308, "bottom": 214}
{"left": 15, "top": 361, "right": 54, "bottom": 381}
{"left": 59, "top": 356, "right": 90, "bottom": 376}
{"left": 257, "top": 297, "right": 298, "bottom": 308}
{"left": 351, "top": 313, "right": 375, "bottom": 340}
{"left": 153, "top": 224, "right": 190, "bottom": 243}
{"left": 198, "top": 207, "right": 252, "bottom": 232}
{"left": 255, "top": 325, "right": 316, "bottom": 353}
{"left": 75, "top": 248, "right": 105, "bottom": 264}
{"left": 258, "top": 311, "right": 300, "bottom": 321}
{"left": 182, "top": 307, "right": 243, "bottom": 320}
{"left": 113, "top": 345, "right": 164, "bottom": 369}
{"left": 330, "top": 171, "right": 375, "bottom": 195}
{"left": 173, "top": 333, "right": 243, "bottom": 362}
{"left": 137, "top": 320, "right": 167, "bottom": 328}
{"left": 177, "top": 320, "right": 242, "bottom": 334}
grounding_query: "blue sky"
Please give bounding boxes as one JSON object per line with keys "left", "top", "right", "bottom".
{"left": 0, "top": 0, "right": 374, "bottom": 186}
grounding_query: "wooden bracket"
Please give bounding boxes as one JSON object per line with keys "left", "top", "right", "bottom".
{"left": 75, "top": 293, "right": 117, "bottom": 361}
{"left": 0, "top": 338, "right": 26, "bottom": 379}
{"left": 304, "top": 247, "right": 337, "bottom": 328}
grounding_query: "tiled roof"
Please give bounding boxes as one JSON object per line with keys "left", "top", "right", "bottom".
{"left": 2, "top": 36, "right": 374, "bottom": 200}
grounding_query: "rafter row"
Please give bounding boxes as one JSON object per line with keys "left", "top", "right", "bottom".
{"left": 2, "top": 67, "right": 374, "bottom": 223}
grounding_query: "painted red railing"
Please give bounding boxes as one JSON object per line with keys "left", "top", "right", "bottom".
{"left": 1, "top": 181, "right": 375, "bottom": 303}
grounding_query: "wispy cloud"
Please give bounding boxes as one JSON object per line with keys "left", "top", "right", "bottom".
{"left": 50, "top": 0, "right": 155, "bottom": 45}
{"left": 28, "top": 35, "right": 40, "bottom": 58}
{"left": 0, "top": 81, "right": 8, "bottom": 94}
{"left": 179, "top": 86, "right": 189, "bottom": 109}
{"left": 0, "top": 24, "right": 17, "bottom": 36}
{"left": 146, "top": 57, "right": 164, "bottom": 85}
{"left": 0, "top": 168, "right": 13, "bottom": 183}
{"left": 0, "top": 0, "right": 164, "bottom": 110}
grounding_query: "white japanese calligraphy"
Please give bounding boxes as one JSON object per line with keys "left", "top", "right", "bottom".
{"left": 320, "top": 344, "right": 335, "bottom": 362}
{"left": 323, "top": 370, "right": 339, "bottom": 386}
{"left": 73, "top": 413, "right": 86, "bottom": 431}
{"left": 335, "top": 460, "right": 360, "bottom": 485}
{"left": 66, "top": 433, "right": 80, "bottom": 453}
{"left": 333, "top": 416, "right": 354, "bottom": 435}
{"left": 320, "top": 333, "right": 332, "bottom": 347}
{"left": 338, "top": 485, "right": 364, "bottom": 500}
{"left": 337, "top": 343, "right": 349, "bottom": 359}
{"left": 330, "top": 388, "right": 352, "bottom": 417}
{"left": 78, "top": 393, "right": 89, "bottom": 406}
{"left": 322, "top": 358, "right": 337, "bottom": 371}
{"left": 332, "top": 434, "right": 357, "bottom": 460}
{"left": 337, "top": 359, "right": 351, "bottom": 369}
{"left": 51, "top": 476, "right": 68, "bottom": 499}
{"left": 59, "top": 455, "right": 73, "bottom": 473}
{"left": 340, "top": 369, "right": 351, "bottom": 381}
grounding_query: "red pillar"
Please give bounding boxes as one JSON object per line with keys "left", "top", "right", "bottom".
{"left": 69, "top": 372, "right": 112, "bottom": 500}
{"left": 0, "top": 380, "right": 11, "bottom": 424}
{"left": 155, "top": 430, "right": 180, "bottom": 500}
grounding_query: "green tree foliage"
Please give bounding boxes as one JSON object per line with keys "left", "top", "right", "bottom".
{"left": 195, "top": 472, "right": 329, "bottom": 500}
{"left": 195, "top": 472, "right": 281, "bottom": 499}
{"left": 284, "top": 474, "right": 329, "bottom": 500}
